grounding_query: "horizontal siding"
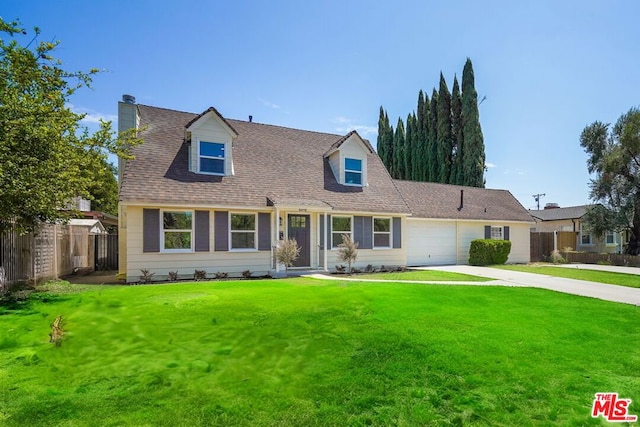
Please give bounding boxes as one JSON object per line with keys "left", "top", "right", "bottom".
{"left": 126, "top": 206, "right": 272, "bottom": 282}
{"left": 405, "top": 219, "right": 456, "bottom": 265}
{"left": 322, "top": 248, "right": 406, "bottom": 271}
{"left": 457, "top": 222, "right": 530, "bottom": 265}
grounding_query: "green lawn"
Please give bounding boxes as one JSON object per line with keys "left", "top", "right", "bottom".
{"left": 355, "top": 269, "right": 491, "bottom": 282}
{"left": 496, "top": 264, "right": 640, "bottom": 288}
{"left": 2, "top": 279, "right": 639, "bottom": 426}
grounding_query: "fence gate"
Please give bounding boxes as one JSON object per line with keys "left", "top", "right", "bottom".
{"left": 530, "top": 232, "right": 554, "bottom": 262}
{"left": 94, "top": 234, "right": 118, "bottom": 271}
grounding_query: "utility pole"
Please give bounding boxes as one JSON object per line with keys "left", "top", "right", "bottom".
{"left": 532, "top": 193, "right": 546, "bottom": 210}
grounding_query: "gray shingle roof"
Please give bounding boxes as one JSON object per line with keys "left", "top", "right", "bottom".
{"left": 393, "top": 180, "right": 534, "bottom": 222}
{"left": 529, "top": 205, "right": 592, "bottom": 221}
{"left": 119, "top": 105, "right": 410, "bottom": 214}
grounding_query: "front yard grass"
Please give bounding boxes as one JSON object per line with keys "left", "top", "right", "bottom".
{"left": 1, "top": 279, "right": 639, "bottom": 426}
{"left": 355, "top": 269, "right": 492, "bottom": 282}
{"left": 496, "top": 264, "right": 640, "bottom": 288}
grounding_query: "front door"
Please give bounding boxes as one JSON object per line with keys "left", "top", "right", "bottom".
{"left": 288, "top": 214, "right": 310, "bottom": 267}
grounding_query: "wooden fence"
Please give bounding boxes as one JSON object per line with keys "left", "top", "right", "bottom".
{"left": 530, "top": 231, "right": 579, "bottom": 262}
{"left": 0, "top": 223, "right": 106, "bottom": 289}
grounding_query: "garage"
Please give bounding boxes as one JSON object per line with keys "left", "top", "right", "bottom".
{"left": 405, "top": 219, "right": 457, "bottom": 266}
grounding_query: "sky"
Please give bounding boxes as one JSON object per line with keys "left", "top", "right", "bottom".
{"left": 4, "top": 1, "right": 640, "bottom": 210}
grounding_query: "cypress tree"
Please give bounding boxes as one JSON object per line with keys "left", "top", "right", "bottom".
{"left": 385, "top": 112, "right": 394, "bottom": 174}
{"left": 436, "top": 72, "right": 453, "bottom": 184}
{"left": 461, "top": 58, "right": 486, "bottom": 187}
{"left": 451, "top": 76, "right": 464, "bottom": 185}
{"left": 427, "top": 89, "right": 439, "bottom": 182}
{"left": 392, "top": 117, "right": 406, "bottom": 179}
{"left": 405, "top": 112, "right": 419, "bottom": 180}
{"left": 376, "top": 106, "right": 389, "bottom": 168}
{"left": 416, "top": 91, "right": 426, "bottom": 181}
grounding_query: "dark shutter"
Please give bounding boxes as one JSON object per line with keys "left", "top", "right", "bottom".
{"left": 484, "top": 225, "right": 491, "bottom": 239}
{"left": 392, "top": 217, "right": 402, "bottom": 248}
{"left": 214, "top": 211, "right": 228, "bottom": 251}
{"left": 258, "top": 212, "right": 271, "bottom": 250}
{"left": 194, "top": 210, "right": 210, "bottom": 252}
{"left": 327, "top": 214, "right": 332, "bottom": 248}
{"left": 319, "top": 215, "right": 324, "bottom": 249}
{"left": 354, "top": 216, "right": 372, "bottom": 249}
{"left": 143, "top": 209, "right": 160, "bottom": 252}
{"left": 504, "top": 226, "right": 510, "bottom": 241}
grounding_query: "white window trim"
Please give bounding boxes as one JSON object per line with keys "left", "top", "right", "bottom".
{"left": 490, "top": 226, "right": 503, "bottom": 240}
{"left": 197, "top": 139, "right": 226, "bottom": 176}
{"left": 344, "top": 157, "right": 363, "bottom": 187}
{"left": 229, "top": 212, "right": 258, "bottom": 251}
{"left": 580, "top": 223, "right": 594, "bottom": 246}
{"left": 605, "top": 231, "right": 617, "bottom": 246}
{"left": 331, "top": 215, "right": 353, "bottom": 249}
{"left": 160, "top": 209, "right": 194, "bottom": 253}
{"left": 373, "top": 217, "right": 392, "bottom": 249}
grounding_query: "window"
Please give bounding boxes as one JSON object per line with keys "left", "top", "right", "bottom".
{"left": 606, "top": 231, "right": 616, "bottom": 245}
{"left": 373, "top": 217, "right": 391, "bottom": 248}
{"left": 344, "top": 158, "right": 362, "bottom": 185}
{"left": 580, "top": 224, "right": 593, "bottom": 245}
{"left": 199, "top": 141, "right": 225, "bottom": 174}
{"left": 332, "top": 216, "right": 352, "bottom": 248}
{"left": 162, "top": 211, "right": 192, "bottom": 251}
{"left": 490, "top": 226, "right": 503, "bottom": 240}
{"left": 230, "top": 213, "right": 256, "bottom": 249}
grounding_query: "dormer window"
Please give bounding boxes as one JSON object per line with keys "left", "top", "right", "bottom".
{"left": 345, "top": 158, "right": 362, "bottom": 186}
{"left": 199, "top": 141, "right": 225, "bottom": 175}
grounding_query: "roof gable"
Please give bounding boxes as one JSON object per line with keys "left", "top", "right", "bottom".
{"left": 185, "top": 107, "right": 238, "bottom": 137}
{"left": 529, "top": 205, "right": 592, "bottom": 221}
{"left": 324, "top": 130, "right": 374, "bottom": 157}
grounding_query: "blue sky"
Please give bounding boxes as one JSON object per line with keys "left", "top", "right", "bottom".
{"left": 4, "top": 1, "right": 640, "bottom": 210}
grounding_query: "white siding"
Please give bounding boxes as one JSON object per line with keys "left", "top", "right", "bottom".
{"left": 125, "top": 206, "right": 271, "bottom": 282}
{"left": 405, "top": 219, "right": 457, "bottom": 265}
{"left": 190, "top": 115, "right": 234, "bottom": 175}
{"left": 456, "top": 221, "right": 530, "bottom": 264}
{"left": 323, "top": 248, "right": 406, "bottom": 271}
{"left": 327, "top": 135, "right": 369, "bottom": 185}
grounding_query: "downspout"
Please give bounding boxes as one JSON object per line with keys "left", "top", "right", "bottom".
{"left": 323, "top": 212, "right": 328, "bottom": 272}
{"left": 274, "top": 207, "right": 280, "bottom": 274}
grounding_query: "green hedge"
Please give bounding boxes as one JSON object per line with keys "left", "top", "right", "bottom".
{"left": 469, "top": 239, "right": 512, "bottom": 266}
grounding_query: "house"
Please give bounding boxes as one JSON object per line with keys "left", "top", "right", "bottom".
{"left": 529, "top": 204, "right": 622, "bottom": 253}
{"left": 394, "top": 181, "right": 533, "bottom": 265}
{"left": 68, "top": 219, "right": 108, "bottom": 235}
{"left": 117, "top": 95, "right": 532, "bottom": 282}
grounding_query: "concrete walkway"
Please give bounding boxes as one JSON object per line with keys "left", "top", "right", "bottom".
{"left": 306, "top": 264, "right": 640, "bottom": 306}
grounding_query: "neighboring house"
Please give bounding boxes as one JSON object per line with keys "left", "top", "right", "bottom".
{"left": 529, "top": 204, "right": 622, "bottom": 253}
{"left": 117, "top": 96, "right": 532, "bottom": 282}
{"left": 68, "top": 219, "right": 108, "bottom": 235}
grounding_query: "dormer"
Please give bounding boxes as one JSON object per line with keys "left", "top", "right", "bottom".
{"left": 325, "top": 131, "right": 374, "bottom": 187}
{"left": 185, "top": 107, "right": 238, "bottom": 176}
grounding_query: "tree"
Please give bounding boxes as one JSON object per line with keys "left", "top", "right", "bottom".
{"left": 427, "top": 89, "right": 439, "bottom": 182}
{"left": 451, "top": 76, "right": 464, "bottom": 185}
{"left": 405, "top": 112, "right": 417, "bottom": 180}
{"left": 392, "top": 117, "right": 405, "bottom": 179}
{"left": 83, "top": 157, "right": 118, "bottom": 215}
{"left": 436, "top": 72, "right": 453, "bottom": 183}
{"left": 580, "top": 107, "right": 640, "bottom": 255}
{"left": 376, "top": 107, "right": 389, "bottom": 167}
{"left": 336, "top": 233, "right": 358, "bottom": 274}
{"left": 461, "top": 58, "right": 485, "bottom": 187}
{"left": 0, "top": 18, "right": 138, "bottom": 234}
{"left": 416, "top": 90, "right": 428, "bottom": 181}
{"left": 275, "top": 238, "right": 301, "bottom": 276}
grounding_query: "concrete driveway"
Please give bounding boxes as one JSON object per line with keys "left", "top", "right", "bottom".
{"left": 422, "top": 265, "right": 640, "bottom": 306}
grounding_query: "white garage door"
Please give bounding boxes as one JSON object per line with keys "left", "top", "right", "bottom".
{"left": 406, "top": 220, "right": 457, "bottom": 266}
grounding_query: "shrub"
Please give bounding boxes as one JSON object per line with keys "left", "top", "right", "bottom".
{"left": 167, "top": 271, "right": 179, "bottom": 282}
{"left": 335, "top": 265, "right": 346, "bottom": 274}
{"left": 550, "top": 250, "right": 567, "bottom": 264}
{"left": 275, "top": 238, "right": 301, "bottom": 276}
{"left": 364, "top": 264, "right": 375, "bottom": 273}
{"left": 469, "top": 239, "right": 512, "bottom": 266}
{"left": 140, "top": 269, "right": 155, "bottom": 283}
{"left": 337, "top": 234, "right": 359, "bottom": 274}
{"left": 214, "top": 272, "right": 228, "bottom": 279}
{"left": 242, "top": 270, "right": 253, "bottom": 279}
{"left": 193, "top": 270, "right": 207, "bottom": 281}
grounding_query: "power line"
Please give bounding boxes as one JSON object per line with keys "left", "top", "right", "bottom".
{"left": 532, "top": 193, "right": 546, "bottom": 210}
